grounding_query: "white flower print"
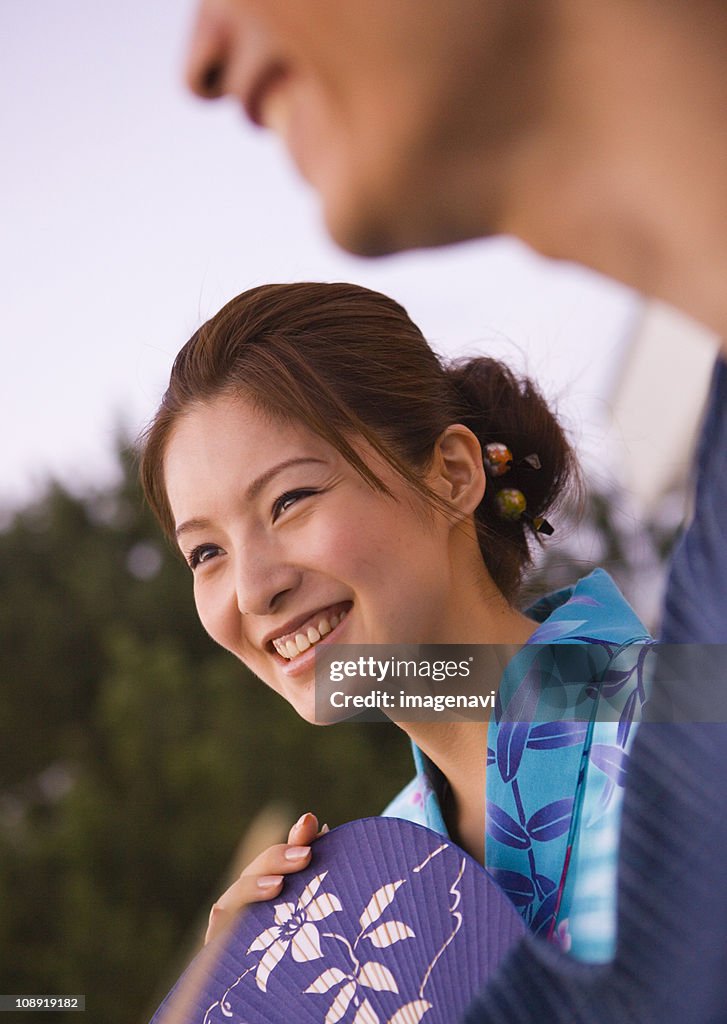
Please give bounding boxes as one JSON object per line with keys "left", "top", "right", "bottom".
{"left": 306, "top": 959, "right": 400, "bottom": 1024}
{"left": 197, "top": 828, "right": 480, "bottom": 1024}
{"left": 247, "top": 872, "right": 342, "bottom": 991}
{"left": 303, "top": 878, "right": 423, "bottom": 1024}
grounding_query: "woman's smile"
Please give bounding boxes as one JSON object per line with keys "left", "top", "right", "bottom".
{"left": 271, "top": 603, "right": 351, "bottom": 679}
{"left": 268, "top": 601, "right": 351, "bottom": 661}
{"left": 162, "top": 393, "right": 470, "bottom": 721}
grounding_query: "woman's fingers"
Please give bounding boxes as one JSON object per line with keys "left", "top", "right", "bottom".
{"left": 205, "top": 815, "right": 333, "bottom": 945}
{"left": 248, "top": 840, "right": 314, "bottom": 880}
{"left": 205, "top": 873, "right": 282, "bottom": 944}
{"left": 204, "top": 842, "right": 313, "bottom": 945}
{"left": 287, "top": 811, "right": 320, "bottom": 846}
{"left": 287, "top": 811, "right": 332, "bottom": 844}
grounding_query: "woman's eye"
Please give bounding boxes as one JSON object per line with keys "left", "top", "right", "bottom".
{"left": 187, "top": 544, "right": 221, "bottom": 570}
{"left": 272, "top": 489, "right": 318, "bottom": 522}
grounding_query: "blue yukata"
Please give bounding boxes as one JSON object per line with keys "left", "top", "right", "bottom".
{"left": 383, "top": 569, "right": 652, "bottom": 964}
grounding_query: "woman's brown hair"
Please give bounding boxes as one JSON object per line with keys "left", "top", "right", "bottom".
{"left": 140, "top": 282, "right": 578, "bottom": 601}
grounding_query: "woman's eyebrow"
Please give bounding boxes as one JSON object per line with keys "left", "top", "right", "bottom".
{"left": 174, "top": 457, "right": 327, "bottom": 539}
{"left": 246, "top": 457, "right": 327, "bottom": 501}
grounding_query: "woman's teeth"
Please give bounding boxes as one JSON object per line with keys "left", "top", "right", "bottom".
{"left": 273, "top": 610, "right": 348, "bottom": 660}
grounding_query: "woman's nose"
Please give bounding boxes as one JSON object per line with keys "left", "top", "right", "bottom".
{"left": 234, "top": 554, "right": 300, "bottom": 617}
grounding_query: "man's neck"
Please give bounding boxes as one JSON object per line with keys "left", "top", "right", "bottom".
{"left": 494, "top": 0, "right": 727, "bottom": 345}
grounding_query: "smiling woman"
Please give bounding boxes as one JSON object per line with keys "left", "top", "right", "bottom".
{"left": 160, "top": 395, "right": 493, "bottom": 718}
{"left": 139, "top": 282, "right": 651, "bottom": 965}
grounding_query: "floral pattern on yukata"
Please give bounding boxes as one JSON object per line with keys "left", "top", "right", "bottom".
{"left": 486, "top": 637, "right": 653, "bottom": 941}
{"left": 383, "top": 569, "right": 654, "bottom": 961}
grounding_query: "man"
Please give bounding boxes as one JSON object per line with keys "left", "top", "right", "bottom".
{"left": 186, "top": 0, "right": 727, "bottom": 341}
{"left": 184, "top": 2, "right": 727, "bottom": 1020}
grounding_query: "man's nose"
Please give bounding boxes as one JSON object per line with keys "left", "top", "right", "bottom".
{"left": 185, "top": 0, "right": 233, "bottom": 99}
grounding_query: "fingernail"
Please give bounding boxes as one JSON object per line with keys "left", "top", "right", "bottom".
{"left": 285, "top": 845, "right": 311, "bottom": 861}
{"left": 295, "top": 812, "right": 311, "bottom": 829}
{"left": 257, "top": 875, "right": 284, "bottom": 889}
{"left": 319, "top": 823, "right": 330, "bottom": 834}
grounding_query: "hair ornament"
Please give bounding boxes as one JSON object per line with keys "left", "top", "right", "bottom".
{"left": 483, "top": 442, "right": 513, "bottom": 477}
{"left": 495, "top": 487, "right": 527, "bottom": 520}
{"left": 494, "top": 487, "right": 555, "bottom": 536}
{"left": 530, "top": 515, "right": 554, "bottom": 536}
{"left": 483, "top": 444, "right": 543, "bottom": 478}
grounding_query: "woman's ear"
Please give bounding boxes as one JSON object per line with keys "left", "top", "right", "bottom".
{"left": 427, "top": 424, "right": 486, "bottom": 513}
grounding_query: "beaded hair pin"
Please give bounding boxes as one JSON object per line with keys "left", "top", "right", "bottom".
{"left": 482, "top": 442, "right": 554, "bottom": 536}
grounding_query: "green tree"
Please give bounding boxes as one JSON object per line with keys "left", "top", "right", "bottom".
{"left": 0, "top": 443, "right": 411, "bottom": 1024}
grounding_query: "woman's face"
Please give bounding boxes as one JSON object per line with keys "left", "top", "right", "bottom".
{"left": 163, "top": 394, "right": 464, "bottom": 723}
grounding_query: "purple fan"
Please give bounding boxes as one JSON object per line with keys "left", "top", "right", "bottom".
{"left": 151, "top": 817, "right": 526, "bottom": 1024}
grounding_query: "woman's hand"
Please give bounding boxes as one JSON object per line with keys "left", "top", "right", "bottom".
{"left": 205, "top": 812, "right": 328, "bottom": 944}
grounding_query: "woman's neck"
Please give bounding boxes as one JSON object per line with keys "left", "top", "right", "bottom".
{"left": 396, "top": 599, "right": 537, "bottom": 863}
{"left": 390, "top": 530, "right": 539, "bottom": 860}
{"left": 407, "top": 720, "right": 489, "bottom": 863}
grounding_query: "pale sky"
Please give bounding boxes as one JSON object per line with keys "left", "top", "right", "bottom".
{"left": 1, "top": 0, "right": 641, "bottom": 511}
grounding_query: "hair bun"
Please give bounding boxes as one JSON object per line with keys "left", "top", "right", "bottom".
{"left": 446, "top": 357, "right": 579, "bottom": 596}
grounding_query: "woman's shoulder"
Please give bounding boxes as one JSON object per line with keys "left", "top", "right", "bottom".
{"left": 525, "top": 568, "right": 652, "bottom": 645}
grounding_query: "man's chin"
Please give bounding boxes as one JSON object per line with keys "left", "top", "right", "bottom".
{"left": 321, "top": 197, "right": 405, "bottom": 258}
{"left": 321, "top": 181, "right": 502, "bottom": 258}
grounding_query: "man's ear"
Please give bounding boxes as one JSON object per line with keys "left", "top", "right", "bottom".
{"left": 426, "top": 424, "right": 486, "bottom": 513}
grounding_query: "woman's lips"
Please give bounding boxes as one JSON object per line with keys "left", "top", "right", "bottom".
{"left": 271, "top": 602, "right": 352, "bottom": 660}
{"left": 274, "top": 605, "right": 351, "bottom": 677}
